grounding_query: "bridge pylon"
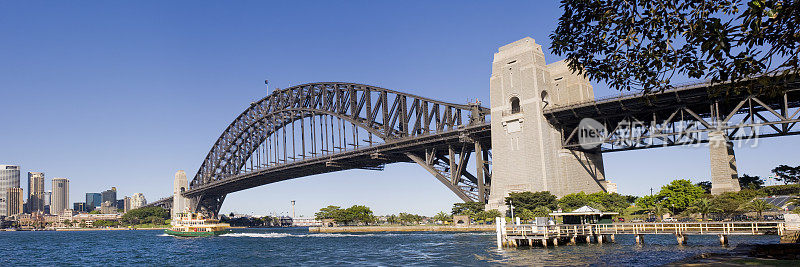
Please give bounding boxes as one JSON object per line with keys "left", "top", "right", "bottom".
{"left": 709, "top": 131, "right": 740, "bottom": 194}
{"left": 486, "top": 37, "right": 606, "bottom": 213}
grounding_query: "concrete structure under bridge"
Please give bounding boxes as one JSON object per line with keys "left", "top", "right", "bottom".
{"left": 146, "top": 37, "right": 800, "bottom": 216}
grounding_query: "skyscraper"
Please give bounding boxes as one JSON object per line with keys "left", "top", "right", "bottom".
{"left": 6, "top": 187, "right": 23, "bottom": 216}
{"left": 123, "top": 196, "right": 131, "bottom": 213}
{"left": 42, "top": 191, "right": 51, "bottom": 214}
{"left": 86, "top": 193, "right": 102, "bottom": 208}
{"left": 131, "top": 193, "right": 146, "bottom": 210}
{"left": 0, "top": 165, "right": 21, "bottom": 216}
{"left": 27, "top": 172, "right": 45, "bottom": 213}
{"left": 51, "top": 178, "right": 69, "bottom": 215}
{"left": 101, "top": 187, "right": 117, "bottom": 205}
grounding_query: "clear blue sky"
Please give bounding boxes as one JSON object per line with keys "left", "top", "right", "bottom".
{"left": 1, "top": 1, "right": 798, "bottom": 217}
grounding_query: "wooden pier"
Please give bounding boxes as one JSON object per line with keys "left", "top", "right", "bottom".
{"left": 495, "top": 217, "right": 788, "bottom": 248}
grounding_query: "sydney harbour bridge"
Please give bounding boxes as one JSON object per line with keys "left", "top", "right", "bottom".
{"left": 147, "top": 38, "right": 800, "bottom": 216}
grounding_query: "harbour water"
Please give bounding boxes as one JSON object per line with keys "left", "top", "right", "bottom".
{"left": 0, "top": 227, "right": 779, "bottom": 266}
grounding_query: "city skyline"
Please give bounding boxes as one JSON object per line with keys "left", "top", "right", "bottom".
{"left": 2, "top": 1, "right": 800, "bottom": 217}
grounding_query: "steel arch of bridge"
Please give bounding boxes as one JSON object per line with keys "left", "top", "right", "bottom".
{"left": 186, "top": 82, "right": 491, "bottom": 215}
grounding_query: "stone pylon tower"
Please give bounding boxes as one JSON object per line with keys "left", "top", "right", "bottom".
{"left": 486, "top": 37, "right": 607, "bottom": 213}
{"left": 709, "top": 131, "right": 740, "bottom": 194}
{"left": 172, "top": 170, "right": 189, "bottom": 219}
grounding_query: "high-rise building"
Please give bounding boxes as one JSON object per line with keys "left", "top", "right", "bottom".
{"left": 0, "top": 165, "right": 21, "bottom": 216}
{"left": 51, "top": 178, "right": 69, "bottom": 215}
{"left": 122, "top": 196, "right": 131, "bottom": 213}
{"left": 86, "top": 193, "right": 101, "bottom": 208}
{"left": 101, "top": 187, "right": 117, "bottom": 205}
{"left": 131, "top": 193, "right": 146, "bottom": 210}
{"left": 27, "top": 172, "right": 45, "bottom": 213}
{"left": 6, "top": 187, "right": 24, "bottom": 216}
{"left": 42, "top": 191, "right": 52, "bottom": 214}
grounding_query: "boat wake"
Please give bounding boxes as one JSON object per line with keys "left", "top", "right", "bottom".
{"left": 220, "top": 233, "right": 292, "bottom": 238}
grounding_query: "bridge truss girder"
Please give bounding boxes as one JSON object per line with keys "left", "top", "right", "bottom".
{"left": 548, "top": 85, "right": 800, "bottom": 152}
{"left": 406, "top": 138, "right": 491, "bottom": 203}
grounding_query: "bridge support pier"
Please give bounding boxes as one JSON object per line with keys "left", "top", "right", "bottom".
{"left": 719, "top": 234, "right": 729, "bottom": 246}
{"left": 709, "top": 131, "right": 740, "bottom": 195}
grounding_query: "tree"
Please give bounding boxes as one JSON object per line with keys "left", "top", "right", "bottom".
{"left": 474, "top": 209, "right": 502, "bottom": 223}
{"left": 689, "top": 198, "right": 716, "bottom": 220}
{"left": 121, "top": 207, "right": 169, "bottom": 226}
{"left": 517, "top": 208, "right": 536, "bottom": 222}
{"left": 452, "top": 202, "right": 483, "bottom": 216}
{"left": 386, "top": 214, "right": 398, "bottom": 225}
{"left": 657, "top": 179, "right": 706, "bottom": 214}
{"left": 63, "top": 220, "right": 72, "bottom": 227}
{"left": 314, "top": 205, "right": 342, "bottom": 220}
{"left": 772, "top": 165, "right": 800, "bottom": 184}
{"left": 739, "top": 174, "right": 765, "bottom": 189}
{"left": 697, "top": 181, "right": 713, "bottom": 194}
{"left": 558, "top": 192, "right": 589, "bottom": 211}
{"left": 398, "top": 213, "right": 423, "bottom": 225}
{"left": 433, "top": 211, "right": 451, "bottom": 224}
{"left": 740, "top": 199, "right": 776, "bottom": 218}
{"left": 505, "top": 191, "right": 558, "bottom": 213}
{"left": 551, "top": 0, "right": 800, "bottom": 96}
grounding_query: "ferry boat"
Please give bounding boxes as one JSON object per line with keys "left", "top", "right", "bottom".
{"left": 165, "top": 212, "right": 230, "bottom": 237}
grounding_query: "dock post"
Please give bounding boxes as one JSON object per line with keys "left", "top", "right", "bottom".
{"left": 542, "top": 239, "right": 548, "bottom": 247}
{"left": 608, "top": 234, "right": 615, "bottom": 243}
{"left": 552, "top": 237, "right": 559, "bottom": 246}
{"left": 516, "top": 217, "right": 520, "bottom": 225}
{"left": 676, "top": 234, "right": 687, "bottom": 245}
{"left": 596, "top": 234, "right": 603, "bottom": 244}
{"left": 585, "top": 235, "right": 592, "bottom": 243}
{"left": 569, "top": 234, "right": 577, "bottom": 245}
{"left": 718, "top": 234, "right": 728, "bottom": 246}
{"left": 635, "top": 234, "right": 644, "bottom": 245}
{"left": 495, "top": 217, "right": 502, "bottom": 249}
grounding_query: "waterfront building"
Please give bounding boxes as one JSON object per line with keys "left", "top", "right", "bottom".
{"left": 72, "top": 213, "right": 121, "bottom": 227}
{"left": 291, "top": 217, "right": 322, "bottom": 227}
{"left": 27, "top": 172, "right": 45, "bottom": 213}
{"left": 6, "top": 187, "right": 24, "bottom": 216}
{"left": 86, "top": 193, "right": 101, "bottom": 208}
{"left": 101, "top": 187, "right": 117, "bottom": 205}
{"left": 0, "top": 165, "right": 21, "bottom": 216}
{"left": 131, "top": 193, "right": 146, "bottom": 210}
{"left": 51, "top": 178, "right": 70, "bottom": 215}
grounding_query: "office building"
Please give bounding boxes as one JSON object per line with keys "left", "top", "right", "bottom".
{"left": 86, "top": 193, "right": 101, "bottom": 208}
{"left": 0, "top": 165, "right": 21, "bottom": 216}
{"left": 42, "top": 191, "right": 51, "bottom": 214}
{"left": 51, "top": 178, "right": 69, "bottom": 215}
{"left": 73, "top": 202, "right": 90, "bottom": 213}
{"left": 115, "top": 199, "right": 124, "bottom": 211}
{"left": 100, "top": 201, "right": 116, "bottom": 214}
{"left": 101, "top": 187, "right": 117, "bottom": 205}
{"left": 6, "top": 187, "right": 24, "bottom": 216}
{"left": 122, "top": 197, "right": 131, "bottom": 212}
{"left": 27, "top": 172, "right": 45, "bottom": 213}
{"left": 131, "top": 193, "right": 146, "bottom": 210}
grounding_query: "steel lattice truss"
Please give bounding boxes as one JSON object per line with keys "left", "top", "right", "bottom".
{"left": 545, "top": 81, "right": 800, "bottom": 152}
{"left": 180, "top": 82, "right": 490, "bottom": 215}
